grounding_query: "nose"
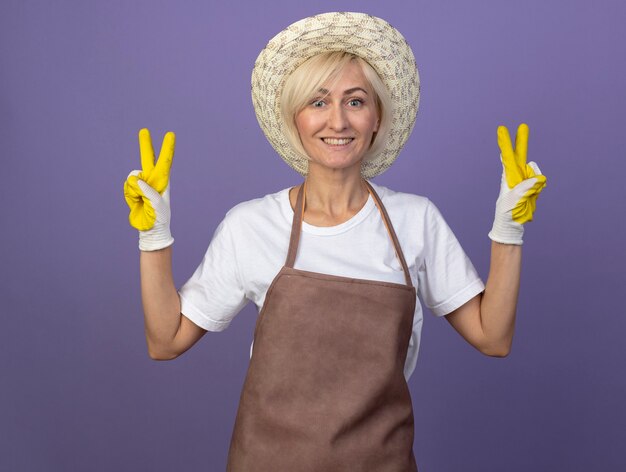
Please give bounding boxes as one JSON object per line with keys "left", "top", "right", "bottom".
{"left": 328, "top": 104, "right": 348, "bottom": 131}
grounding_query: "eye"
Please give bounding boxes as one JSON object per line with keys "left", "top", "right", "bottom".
{"left": 348, "top": 98, "right": 363, "bottom": 107}
{"left": 311, "top": 99, "right": 325, "bottom": 108}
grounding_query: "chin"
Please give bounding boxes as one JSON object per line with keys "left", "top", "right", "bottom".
{"left": 310, "top": 159, "right": 364, "bottom": 173}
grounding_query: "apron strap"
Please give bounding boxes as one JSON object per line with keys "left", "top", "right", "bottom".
{"left": 285, "top": 179, "right": 414, "bottom": 288}
{"left": 363, "top": 180, "right": 413, "bottom": 287}
{"left": 284, "top": 180, "right": 307, "bottom": 271}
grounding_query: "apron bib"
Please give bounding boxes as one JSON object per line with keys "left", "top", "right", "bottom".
{"left": 226, "top": 180, "right": 418, "bottom": 472}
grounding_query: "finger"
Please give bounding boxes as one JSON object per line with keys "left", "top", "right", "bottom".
{"left": 498, "top": 127, "right": 524, "bottom": 188}
{"left": 515, "top": 175, "right": 546, "bottom": 200}
{"left": 124, "top": 170, "right": 143, "bottom": 203}
{"left": 124, "top": 176, "right": 141, "bottom": 207}
{"left": 511, "top": 186, "right": 540, "bottom": 224}
{"left": 513, "top": 177, "right": 539, "bottom": 196}
{"left": 497, "top": 125, "right": 514, "bottom": 162}
{"left": 129, "top": 194, "right": 156, "bottom": 231}
{"left": 139, "top": 128, "right": 155, "bottom": 174}
{"left": 514, "top": 123, "right": 529, "bottom": 170}
{"left": 528, "top": 161, "right": 542, "bottom": 176}
{"left": 137, "top": 179, "right": 161, "bottom": 203}
{"left": 512, "top": 201, "right": 533, "bottom": 223}
{"left": 154, "top": 131, "right": 176, "bottom": 180}
{"left": 532, "top": 174, "right": 547, "bottom": 194}
{"left": 127, "top": 169, "right": 141, "bottom": 180}
{"left": 525, "top": 165, "right": 545, "bottom": 187}
{"left": 532, "top": 173, "right": 547, "bottom": 189}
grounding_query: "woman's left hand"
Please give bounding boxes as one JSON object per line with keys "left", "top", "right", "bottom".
{"left": 488, "top": 123, "right": 547, "bottom": 245}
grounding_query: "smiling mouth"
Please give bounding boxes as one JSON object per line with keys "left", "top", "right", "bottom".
{"left": 322, "top": 138, "right": 354, "bottom": 145}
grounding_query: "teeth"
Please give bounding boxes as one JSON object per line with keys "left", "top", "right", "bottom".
{"left": 323, "top": 138, "right": 353, "bottom": 145}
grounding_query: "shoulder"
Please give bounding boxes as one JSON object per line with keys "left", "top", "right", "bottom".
{"left": 224, "top": 187, "right": 289, "bottom": 218}
{"left": 368, "top": 180, "right": 431, "bottom": 216}
{"left": 220, "top": 186, "right": 292, "bottom": 230}
{"left": 367, "top": 181, "right": 454, "bottom": 237}
{"left": 213, "top": 187, "right": 293, "bottom": 265}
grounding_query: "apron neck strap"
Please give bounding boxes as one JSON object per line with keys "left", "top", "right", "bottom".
{"left": 284, "top": 180, "right": 307, "bottom": 270}
{"left": 285, "top": 179, "right": 414, "bottom": 288}
{"left": 363, "top": 180, "right": 414, "bottom": 287}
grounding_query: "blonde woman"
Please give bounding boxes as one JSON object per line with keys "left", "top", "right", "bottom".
{"left": 124, "top": 12, "right": 546, "bottom": 471}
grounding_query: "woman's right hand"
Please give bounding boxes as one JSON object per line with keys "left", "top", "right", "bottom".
{"left": 488, "top": 124, "right": 547, "bottom": 245}
{"left": 124, "top": 128, "right": 176, "bottom": 251}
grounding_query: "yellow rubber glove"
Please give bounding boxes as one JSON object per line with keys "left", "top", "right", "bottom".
{"left": 488, "top": 123, "right": 547, "bottom": 245}
{"left": 123, "top": 129, "right": 176, "bottom": 250}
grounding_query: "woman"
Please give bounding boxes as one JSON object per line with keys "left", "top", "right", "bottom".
{"left": 124, "top": 12, "right": 546, "bottom": 472}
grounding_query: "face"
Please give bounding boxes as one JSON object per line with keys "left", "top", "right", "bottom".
{"left": 295, "top": 61, "right": 380, "bottom": 175}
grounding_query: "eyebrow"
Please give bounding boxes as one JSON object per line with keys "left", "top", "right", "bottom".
{"left": 317, "top": 87, "right": 369, "bottom": 96}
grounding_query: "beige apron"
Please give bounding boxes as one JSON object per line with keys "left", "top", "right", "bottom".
{"left": 226, "top": 180, "right": 418, "bottom": 471}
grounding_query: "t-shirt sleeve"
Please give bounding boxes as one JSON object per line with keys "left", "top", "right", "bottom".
{"left": 178, "top": 214, "right": 248, "bottom": 331}
{"left": 417, "top": 199, "right": 485, "bottom": 317}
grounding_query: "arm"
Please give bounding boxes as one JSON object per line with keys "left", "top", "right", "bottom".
{"left": 445, "top": 241, "right": 521, "bottom": 357}
{"left": 140, "top": 246, "right": 206, "bottom": 360}
{"left": 125, "top": 129, "right": 206, "bottom": 360}
{"left": 445, "top": 123, "right": 546, "bottom": 357}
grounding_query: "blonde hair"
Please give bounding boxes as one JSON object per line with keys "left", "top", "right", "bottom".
{"left": 280, "top": 51, "right": 393, "bottom": 169}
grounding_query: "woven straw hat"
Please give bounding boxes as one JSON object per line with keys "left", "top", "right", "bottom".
{"left": 251, "top": 12, "right": 420, "bottom": 178}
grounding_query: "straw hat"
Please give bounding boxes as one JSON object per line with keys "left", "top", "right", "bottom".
{"left": 251, "top": 12, "right": 420, "bottom": 178}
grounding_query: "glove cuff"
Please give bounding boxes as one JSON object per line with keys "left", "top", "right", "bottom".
{"left": 488, "top": 215, "right": 524, "bottom": 245}
{"left": 138, "top": 223, "right": 174, "bottom": 251}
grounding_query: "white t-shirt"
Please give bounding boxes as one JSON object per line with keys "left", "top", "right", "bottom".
{"left": 179, "top": 181, "right": 485, "bottom": 380}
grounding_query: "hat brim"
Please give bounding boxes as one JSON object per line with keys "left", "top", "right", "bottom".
{"left": 252, "top": 12, "right": 420, "bottom": 178}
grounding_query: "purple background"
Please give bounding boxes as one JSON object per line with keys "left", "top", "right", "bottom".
{"left": 2, "top": 0, "right": 625, "bottom": 470}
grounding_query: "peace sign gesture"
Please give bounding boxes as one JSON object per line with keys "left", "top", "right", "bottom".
{"left": 489, "top": 123, "right": 547, "bottom": 245}
{"left": 124, "top": 129, "right": 176, "bottom": 251}
{"left": 136, "top": 128, "right": 175, "bottom": 194}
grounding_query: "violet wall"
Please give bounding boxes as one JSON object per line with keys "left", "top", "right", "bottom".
{"left": 2, "top": 0, "right": 624, "bottom": 470}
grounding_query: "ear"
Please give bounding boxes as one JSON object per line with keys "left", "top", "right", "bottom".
{"left": 374, "top": 118, "right": 380, "bottom": 133}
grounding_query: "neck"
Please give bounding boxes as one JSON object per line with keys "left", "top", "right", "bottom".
{"left": 302, "top": 163, "right": 369, "bottom": 221}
